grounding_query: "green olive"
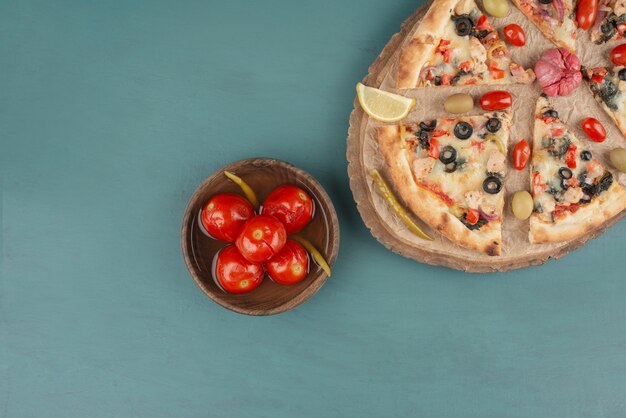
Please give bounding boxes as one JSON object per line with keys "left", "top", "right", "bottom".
{"left": 610, "top": 148, "right": 626, "bottom": 173}
{"left": 512, "top": 190, "right": 533, "bottom": 220}
{"left": 483, "top": 0, "right": 510, "bottom": 18}
{"left": 444, "top": 93, "right": 474, "bottom": 114}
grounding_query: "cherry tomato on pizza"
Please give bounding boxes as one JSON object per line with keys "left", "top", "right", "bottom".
{"left": 235, "top": 214, "right": 287, "bottom": 263}
{"left": 611, "top": 43, "right": 626, "bottom": 65}
{"left": 213, "top": 245, "right": 264, "bottom": 294}
{"left": 201, "top": 193, "right": 255, "bottom": 242}
{"left": 581, "top": 117, "right": 606, "bottom": 142}
{"left": 466, "top": 208, "right": 480, "bottom": 225}
{"left": 512, "top": 139, "right": 531, "bottom": 170}
{"left": 576, "top": 0, "right": 598, "bottom": 30}
{"left": 265, "top": 239, "right": 309, "bottom": 285}
{"left": 503, "top": 24, "right": 526, "bottom": 46}
{"left": 261, "top": 185, "right": 315, "bottom": 233}
{"left": 479, "top": 91, "right": 512, "bottom": 110}
{"left": 565, "top": 145, "right": 577, "bottom": 169}
{"left": 428, "top": 137, "right": 440, "bottom": 159}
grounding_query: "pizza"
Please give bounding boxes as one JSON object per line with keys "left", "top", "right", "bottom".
{"left": 583, "top": 66, "right": 626, "bottom": 138}
{"left": 377, "top": 112, "right": 511, "bottom": 255}
{"left": 591, "top": 0, "right": 626, "bottom": 43}
{"left": 396, "top": 0, "right": 535, "bottom": 89}
{"left": 511, "top": 0, "right": 577, "bottom": 52}
{"left": 529, "top": 95, "right": 626, "bottom": 243}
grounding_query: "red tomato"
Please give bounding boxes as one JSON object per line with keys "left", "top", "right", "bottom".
{"left": 479, "top": 90, "right": 512, "bottom": 110}
{"left": 503, "top": 24, "right": 526, "bottom": 46}
{"left": 611, "top": 43, "right": 626, "bottom": 65}
{"left": 513, "top": 139, "right": 531, "bottom": 170}
{"left": 235, "top": 215, "right": 287, "bottom": 263}
{"left": 200, "top": 193, "right": 254, "bottom": 242}
{"left": 428, "top": 137, "right": 440, "bottom": 159}
{"left": 565, "top": 145, "right": 577, "bottom": 169}
{"left": 581, "top": 117, "right": 606, "bottom": 142}
{"left": 466, "top": 209, "right": 480, "bottom": 225}
{"left": 577, "top": 0, "right": 598, "bottom": 30}
{"left": 213, "top": 245, "right": 264, "bottom": 294}
{"left": 261, "top": 185, "right": 315, "bottom": 233}
{"left": 265, "top": 239, "right": 309, "bottom": 285}
{"left": 488, "top": 61, "right": 505, "bottom": 80}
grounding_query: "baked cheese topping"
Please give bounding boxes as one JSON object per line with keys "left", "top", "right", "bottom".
{"left": 417, "top": 4, "right": 534, "bottom": 87}
{"left": 399, "top": 112, "right": 510, "bottom": 230}
{"left": 514, "top": 0, "right": 576, "bottom": 50}
{"left": 592, "top": 0, "right": 626, "bottom": 43}
{"left": 531, "top": 95, "right": 614, "bottom": 223}
{"left": 584, "top": 66, "right": 626, "bottom": 136}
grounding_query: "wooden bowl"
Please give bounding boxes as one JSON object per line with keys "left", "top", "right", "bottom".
{"left": 181, "top": 158, "right": 340, "bottom": 315}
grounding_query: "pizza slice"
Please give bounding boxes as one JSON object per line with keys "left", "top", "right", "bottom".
{"left": 377, "top": 112, "right": 511, "bottom": 255}
{"left": 511, "top": 0, "right": 577, "bottom": 52}
{"left": 396, "top": 0, "right": 535, "bottom": 89}
{"left": 590, "top": 0, "right": 626, "bottom": 43}
{"left": 583, "top": 66, "right": 626, "bottom": 139}
{"left": 529, "top": 95, "right": 626, "bottom": 243}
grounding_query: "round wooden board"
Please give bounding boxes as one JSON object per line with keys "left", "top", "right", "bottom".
{"left": 347, "top": 2, "right": 626, "bottom": 272}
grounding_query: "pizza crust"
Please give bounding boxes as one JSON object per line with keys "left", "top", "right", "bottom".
{"left": 377, "top": 125, "right": 502, "bottom": 255}
{"left": 397, "top": 0, "right": 457, "bottom": 89}
{"left": 530, "top": 182, "right": 626, "bottom": 243}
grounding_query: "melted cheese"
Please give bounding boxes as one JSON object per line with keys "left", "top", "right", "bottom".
{"left": 401, "top": 112, "right": 510, "bottom": 216}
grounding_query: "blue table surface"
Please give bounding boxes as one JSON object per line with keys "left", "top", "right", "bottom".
{"left": 2, "top": 0, "right": 626, "bottom": 417}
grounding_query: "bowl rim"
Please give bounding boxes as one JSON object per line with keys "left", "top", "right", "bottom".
{"left": 181, "top": 157, "right": 340, "bottom": 316}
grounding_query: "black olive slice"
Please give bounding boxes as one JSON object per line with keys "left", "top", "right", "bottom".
{"left": 453, "top": 15, "right": 473, "bottom": 37}
{"left": 439, "top": 146, "right": 457, "bottom": 164}
{"left": 419, "top": 120, "right": 437, "bottom": 131}
{"left": 444, "top": 161, "right": 458, "bottom": 173}
{"left": 483, "top": 176, "right": 502, "bottom": 194}
{"left": 486, "top": 117, "right": 501, "bottom": 133}
{"left": 453, "top": 121, "right": 473, "bottom": 140}
{"left": 580, "top": 150, "right": 592, "bottom": 161}
{"left": 619, "top": 68, "right": 626, "bottom": 81}
{"left": 560, "top": 179, "right": 569, "bottom": 190}
{"left": 543, "top": 109, "right": 558, "bottom": 118}
{"left": 558, "top": 167, "right": 573, "bottom": 179}
{"left": 539, "top": 0, "right": 553, "bottom": 4}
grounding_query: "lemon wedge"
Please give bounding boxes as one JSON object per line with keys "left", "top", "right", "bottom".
{"left": 356, "top": 82, "right": 415, "bottom": 123}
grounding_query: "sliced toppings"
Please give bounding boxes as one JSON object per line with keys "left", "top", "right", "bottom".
{"left": 453, "top": 15, "right": 473, "bottom": 36}
{"left": 583, "top": 67, "right": 621, "bottom": 111}
{"left": 487, "top": 149, "right": 506, "bottom": 172}
{"left": 393, "top": 112, "right": 510, "bottom": 235}
{"left": 439, "top": 146, "right": 458, "bottom": 164}
{"left": 483, "top": 175, "right": 503, "bottom": 194}
{"left": 558, "top": 166, "right": 573, "bottom": 179}
{"left": 531, "top": 95, "right": 618, "bottom": 225}
{"left": 400, "top": 0, "right": 534, "bottom": 89}
{"left": 420, "top": 120, "right": 437, "bottom": 131}
{"left": 486, "top": 117, "right": 502, "bottom": 133}
{"left": 512, "top": 0, "right": 577, "bottom": 52}
{"left": 454, "top": 121, "right": 473, "bottom": 139}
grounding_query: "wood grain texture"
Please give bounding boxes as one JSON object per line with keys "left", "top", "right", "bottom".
{"left": 181, "top": 158, "right": 340, "bottom": 315}
{"left": 346, "top": 3, "right": 626, "bottom": 272}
